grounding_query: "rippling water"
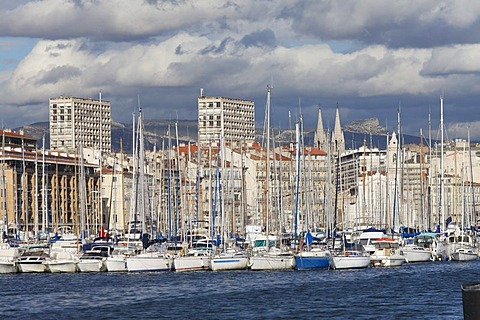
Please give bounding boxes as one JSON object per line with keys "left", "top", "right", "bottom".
{"left": 1, "top": 260, "right": 478, "bottom": 319}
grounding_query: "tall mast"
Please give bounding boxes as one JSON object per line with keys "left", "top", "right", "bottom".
{"left": 440, "top": 95, "right": 445, "bottom": 232}
{"left": 99, "top": 91, "right": 103, "bottom": 231}
{"left": 1, "top": 130, "right": 6, "bottom": 238}
{"left": 129, "top": 112, "right": 137, "bottom": 240}
{"left": 468, "top": 127, "right": 476, "bottom": 228}
{"left": 265, "top": 84, "right": 271, "bottom": 250}
{"left": 294, "top": 120, "right": 301, "bottom": 250}
{"left": 138, "top": 108, "right": 146, "bottom": 236}
{"left": 34, "top": 144, "right": 39, "bottom": 235}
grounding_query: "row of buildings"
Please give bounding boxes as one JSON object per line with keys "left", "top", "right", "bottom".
{"left": 0, "top": 92, "right": 479, "bottom": 240}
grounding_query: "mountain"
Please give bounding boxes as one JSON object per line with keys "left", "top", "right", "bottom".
{"left": 343, "top": 118, "right": 387, "bottom": 135}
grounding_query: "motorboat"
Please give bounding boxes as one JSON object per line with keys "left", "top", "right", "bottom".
{"left": 0, "top": 246, "right": 20, "bottom": 273}
{"left": 370, "top": 238, "right": 406, "bottom": 267}
{"left": 76, "top": 246, "right": 110, "bottom": 272}
{"left": 17, "top": 245, "right": 50, "bottom": 273}
{"left": 45, "top": 251, "right": 77, "bottom": 273}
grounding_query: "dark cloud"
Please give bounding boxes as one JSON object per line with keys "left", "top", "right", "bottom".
{"left": 241, "top": 29, "right": 276, "bottom": 48}
{"left": 36, "top": 65, "right": 82, "bottom": 85}
{"left": 199, "top": 37, "right": 234, "bottom": 55}
{"left": 286, "top": 1, "right": 480, "bottom": 49}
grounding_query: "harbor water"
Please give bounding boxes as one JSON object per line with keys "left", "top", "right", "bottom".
{"left": 1, "top": 260, "right": 478, "bottom": 319}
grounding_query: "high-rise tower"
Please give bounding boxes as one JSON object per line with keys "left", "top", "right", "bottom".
{"left": 197, "top": 89, "right": 255, "bottom": 146}
{"left": 49, "top": 96, "right": 111, "bottom": 153}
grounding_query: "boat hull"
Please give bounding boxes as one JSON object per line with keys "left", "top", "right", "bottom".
{"left": 0, "top": 249, "right": 19, "bottom": 273}
{"left": 106, "top": 257, "right": 127, "bottom": 272}
{"left": 370, "top": 255, "right": 405, "bottom": 267}
{"left": 249, "top": 255, "right": 295, "bottom": 271}
{"left": 174, "top": 255, "right": 211, "bottom": 272}
{"left": 17, "top": 261, "right": 47, "bottom": 273}
{"left": 211, "top": 255, "right": 248, "bottom": 271}
{"left": 330, "top": 256, "right": 370, "bottom": 270}
{"left": 451, "top": 250, "right": 478, "bottom": 261}
{"left": 295, "top": 255, "right": 330, "bottom": 270}
{"left": 402, "top": 249, "right": 432, "bottom": 263}
{"left": 46, "top": 260, "right": 77, "bottom": 273}
{"left": 126, "top": 254, "right": 172, "bottom": 272}
{"left": 0, "top": 260, "right": 17, "bottom": 273}
{"left": 76, "top": 259, "right": 105, "bottom": 272}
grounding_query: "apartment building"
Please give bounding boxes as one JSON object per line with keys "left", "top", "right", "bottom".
{"left": 49, "top": 96, "right": 111, "bottom": 153}
{"left": 198, "top": 89, "right": 255, "bottom": 146}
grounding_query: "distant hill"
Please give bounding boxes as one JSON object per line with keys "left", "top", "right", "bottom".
{"left": 16, "top": 118, "right": 423, "bottom": 153}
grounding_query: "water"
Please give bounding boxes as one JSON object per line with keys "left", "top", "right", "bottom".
{"left": 1, "top": 260, "right": 478, "bottom": 319}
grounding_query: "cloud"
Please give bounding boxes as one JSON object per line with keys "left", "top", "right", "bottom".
{"left": 2, "top": 1, "right": 480, "bottom": 139}
{"left": 241, "top": 29, "right": 276, "bottom": 48}
{"left": 286, "top": 1, "right": 480, "bottom": 48}
{"left": 0, "top": 0, "right": 240, "bottom": 41}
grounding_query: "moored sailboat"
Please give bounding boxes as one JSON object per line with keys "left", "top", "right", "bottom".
{"left": 330, "top": 250, "right": 370, "bottom": 270}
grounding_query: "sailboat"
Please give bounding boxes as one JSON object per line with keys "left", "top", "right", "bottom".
{"left": 209, "top": 121, "right": 248, "bottom": 271}
{"left": 294, "top": 119, "right": 330, "bottom": 270}
{"left": 126, "top": 107, "right": 173, "bottom": 272}
{"left": 327, "top": 131, "right": 369, "bottom": 270}
{"left": 249, "top": 85, "right": 295, "bottom": 271}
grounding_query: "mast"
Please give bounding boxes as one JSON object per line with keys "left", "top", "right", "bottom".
{"left": 129, "top": 112, "right": 137, "bottom": 240}
{"left": 120, "top": 138, "right": 126, "bottom": 236}
{"left": 293, "top": 120, "right": 301, "bottom": 250}
{"left": 265, "top": 84, "right": 272, "bottom": 250}
{"left": 138, "top": 108, "right": 146, "bottom": 237}
{"left": 1, "top": 130, "right": 6, "bottom": 239}
{"left": 392, "top": 107, "right": 401, "bottom": 235}
{"left": 167, "top": 125, "right": 172, "bottom": 241}
{"left": 420, "top": 129, "right": 426, "bottom": 231}
{"left": 99, "top": 91, "right": 103, "bottom": 232}
{"left": 440, "top": 95, "right": 445, "bottom": 232}
{"left": 174, "top": 121, "right": 180, "bottom": 248}
{"left": 34, "top": 144, "right": 39, "bottom": 236}
{"left": 468, "top": 128, "right": 476, "bottom": 228}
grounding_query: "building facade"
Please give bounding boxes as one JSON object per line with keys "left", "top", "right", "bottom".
{"left": 49, "top": 96, "right": 112, "bottom": 153}
{"left": 198, "top": 90, "right": 255, "bottom": 146}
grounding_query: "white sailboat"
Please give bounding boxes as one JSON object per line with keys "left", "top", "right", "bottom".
{"left": 330, "top": 250, "right": 370, "bottom": 270}
{"left": 249, "top": 85, "right": 295, "bottom": 271}
{"left": 173, "top": 249, "right": 211, "bottom": 272}
{"left": 211, "top": 251, "right": 248, "bottom": 271}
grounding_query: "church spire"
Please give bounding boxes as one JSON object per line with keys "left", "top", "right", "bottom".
{"left": 332, "top": 104, "right": 345, "bottom": 155}
{"left": 314, "top": 106, "right": 327, "bottom": 151}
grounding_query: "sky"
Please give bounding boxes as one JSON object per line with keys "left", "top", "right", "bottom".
{"left": 1, "top": 0, "right": 480, "bottom": 140}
